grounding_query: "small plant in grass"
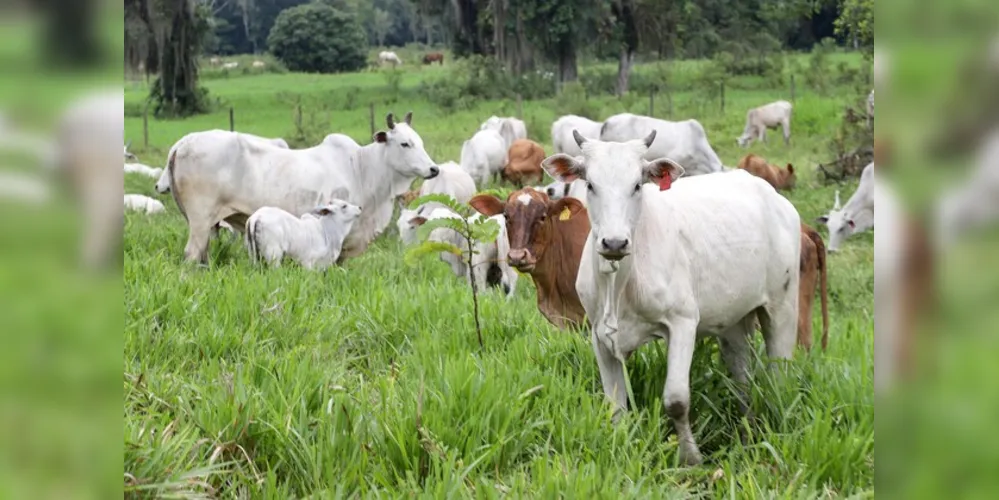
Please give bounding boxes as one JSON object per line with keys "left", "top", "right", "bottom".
{"left": 403, "top": 193, "right": 501, "bottom": 349}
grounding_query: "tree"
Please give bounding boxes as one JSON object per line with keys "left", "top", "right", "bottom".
{"left": 372, "top": 8, "right": 392, "bottom": 46}
{"left": 520, "top": 0, "right": 597, "bottom": 83}
{"left": 835, "top": 0, "right": 873, "bottom": 54}
{"left": 610, "top": 0, "right": 638, "bottom": 95}
{"left": 267, "top": 3, "right": 368, "bottom": 73}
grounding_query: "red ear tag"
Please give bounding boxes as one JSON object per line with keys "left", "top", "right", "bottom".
{"left": 658, "top": 175, "right": 672, "bottom": 191}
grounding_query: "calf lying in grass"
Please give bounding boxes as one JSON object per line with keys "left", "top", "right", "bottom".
{"left": 246, "top": 200, "right": 361, "bottom": 270}
{"left": 124, "top": 194, "right": 165, "bottom": 214}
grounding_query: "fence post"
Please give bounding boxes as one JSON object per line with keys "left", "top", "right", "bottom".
{"left": 142, "top": 102, "right": 149, "bottom": 150}
{"left": 295, "top": 104, "right": 302, "bottom": 132}
{"left": 790, "top": 75, "right": 796, "bottom": 104}
{"left": 666, "top": 86, "right": 673, "bottom": 119}
{"left": 516, "top": 94, "right": 523, "bottom": 119}
{"left": 649, "top": 88, "right": 655, "bottom": 116}
{"left": 229, "top": 107, "right": 235, "bottom": 132}
{"left": 369, "top": 103, "right": 375, "bottom": 138}
{"left": 720, "top": 81, "right": 726, "bottom": 115}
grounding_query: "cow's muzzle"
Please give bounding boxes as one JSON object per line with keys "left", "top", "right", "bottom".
{"left": 424, "top": 166, "right": 440, "bottom": 179}
{"left": 598, "top": 238, "right": 630, "bottom": 261}
{"left": 508, "top": 248, "right": 536, "bottom": 272}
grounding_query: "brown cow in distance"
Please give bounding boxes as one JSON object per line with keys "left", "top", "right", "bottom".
{"left": 799, "top": 223, "right": 830, "bottom": 351}
{"left": 423, "top": 52, "right": 444, "bottom": 65}
{"left": 502, "top": 139, "right": 546, "bottom": 187}
{"left": 737, "top": 154, "right": 796, "bottom": 190}
{"left": 470, "top": 188, "right": 589, "bottom": 330}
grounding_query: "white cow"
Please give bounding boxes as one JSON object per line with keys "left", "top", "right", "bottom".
{"left": 936, "top": 131, "right": 999, "bottom": 248}
{"left": 222, "top": 61, "right": 239, "bottom": 70}
{"left": 816, "top": 162, "right": 875, "bottom": 252}
{"left": 480, "top": 116, "right": 527, "bottom": 150}
{"left": 400, "top": 206, "right": 518, "bottom": 297}
{"left": 737, "top": 100, "right": 793, "bottom": 147}
{"left": 155, "top": 134, "right": 290, "bottom": 194}
{"left": 460, "top": 129, "right": 507, "bottom": 186}
{"left": 168, "top": 112, "right": 439, "bottom": 264}
{"left": 379, "top": 51, "right": 402, "bottom": 67}
{"left": 245, "top": 199, "right": 361, "bottom": 270}
{"left": 599, "top": 113, "right": 724, "bottom": 176}
{"left": 551, "top": 115, "right": 602, "bottom": 157}
{"left": 124, "top": 162, "right": 163, "bottom": 179}
{"left": 542, "top": 130, "right": 800, "bottom": 466}
{"left": 252, "top": 60, "right": 266, "bottom": 69}
{"left": 418, "top": 160, "right": 477, "bottom": 205}
{"left": 124, "top": 194, "right": 165, "bottom": 214}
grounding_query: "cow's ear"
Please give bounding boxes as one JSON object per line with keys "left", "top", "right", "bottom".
{"left": 548, "top": 197, "right": 585, "bottom": 220}
{"left": 644, "top": 158, "right": 684, "bottom": 184}
{"left": 815, "top": 215, "right": 829, "bottom": 225}
{"left": 409, "top": 216, "right": 428, "bottom": 226}
{"left": 542, "top": 154, "right": 585, "bottom": 183}
{"left": 469, "top": 194, "right": 505, "bottom": 216}
{"left": 374, "top": 131, "right": 388, "bottom": 143}
{"left": 786, "top": 164, "right": 794, "bottom": 174}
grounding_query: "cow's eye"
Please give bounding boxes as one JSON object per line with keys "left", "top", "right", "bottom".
{"left": 586, "top": 182, "right": 594, "bottom": 193}
{"left": 634, "top": 183, "right": 642, "bottom": 193}
{"left": 401, "top": 142, "right": 411, "bottom": 148}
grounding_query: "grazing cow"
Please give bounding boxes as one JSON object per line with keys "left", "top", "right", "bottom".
{"left": 480, "top": 116, "right": 528, "bottom": 151}
{"left": 252, "top": 60, "right": 266, "bottom": 69}
{"left": 209, "top": 56, "right": 222, "bottom": 66}
{"left": 502, "top": 139, "right": 545, "bottom": 187}
{"left": 600, "top": 113, "right": 724, "bottom": 176}
{"left": 816, "top": 162, "right": 874, "bottom": 252}
{"left": 737, "top": 100, "right": 793, "bottom": 147}
{"left": 460, "top": 129, "right": 507, "bottom": 186}
{"left": 736, "top": 154, "right": 796, "bottom": 190}
{"left": 245, "top": 200, "right": 361, "bottom": 270}
{"left": 469, "top": 188, "right": 590, "bottom": 329}
{"left": 379, "top": 51, "right": 402, "bottom": 67}
{"left": 798, "top": 224, "right": 829, "bottom": 351}
{"left": 168, "top": 112, "right": 439, "bottom": 264}
{"left": 543, "top": 130, "right": 800, "bottom": 465}
{"left": 155, "top": 134, "right": 290, "bottom": 194}
{"left": 222, "top": 61, "right": 239, "bottom": 70}
{"left": 124, "top": 162, "right": 163, "bottom": 179}
{"left": 422, "top": 52, "right": 444, "bottom": 65}
{"left": 124, "top": 194, "right": 165, "bottom": 215}
{"left": 403, "top": 207, "right": 518, "bottom": 297}
{"left": 551, "top": 115, "right": 603, "bottom": 157}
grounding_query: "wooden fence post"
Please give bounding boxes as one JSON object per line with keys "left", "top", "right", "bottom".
{"left": 369, "top": 103, "right": 376, "bottom": 138}
{"left": 229, "top": 107, "right": 235, "bottom": 132}
{"left": 720, "top": 81, "right": 726, "bottom": 114}
{"left": 649, "top": 88, "right": 655, "bottom": 116}
{"left": 666, "top": 86, "right": 673, "bottom": 119}
{"left": 142, "top": 102, "right": 149, "bottom": 150}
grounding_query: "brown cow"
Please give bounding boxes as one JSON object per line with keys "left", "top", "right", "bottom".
{"left": 737, "top": 154, "right": 796, "bottom": 190}
{"left": 423, "top": 52, "right": 444, "bottom": 65}
{"left": 798, "top": 223, "right": 829, "bottom": 351}
{"left": 470, "top": 188, "right": 589, "bottom": 330}
{"left": 501, "top": 139, "right": 546, "bottom": 187}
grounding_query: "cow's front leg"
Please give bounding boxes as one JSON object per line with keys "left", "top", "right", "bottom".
{"left": 592, "top": 327, "right": 628, "bottom": 421}
{"left": 664, "top": 317, "right": 703, "bottom": 466}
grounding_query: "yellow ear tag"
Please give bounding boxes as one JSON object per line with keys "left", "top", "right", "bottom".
{"left": 559, "top": 207, "right": 572, "bottom": 221}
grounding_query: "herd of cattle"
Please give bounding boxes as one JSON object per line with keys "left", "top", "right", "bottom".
{"left": 121, "top": 94, "right": 884, "bottom": 465}
{"left": 376, "top": 51, "right": 445, "bottom": 67}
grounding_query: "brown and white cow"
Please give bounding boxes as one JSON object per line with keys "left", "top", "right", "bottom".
{"left": 798, "top": 223, "right": 830, "bottom": 351}
{"left": 502, "top": 139, "right": 546, "bottom": 187}
{"left": 470, "top": 188, "right": 590, "bottom": 330}
{"left": 737, "top": 154, "right": 796, "bottom": 191}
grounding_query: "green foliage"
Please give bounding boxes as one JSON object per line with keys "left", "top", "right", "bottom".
{"left": 267, "top": 3, "right": 367, "bottom": 74}
{"left": 835, "top": 0, "right": 873, "bottom": 53}
{"left": 804, "top": 38, "right": 837, "bottom": 95}
{"left": 555, "top": 82, "right": 600, "bottom": 120}
{"left": 419, "top": 55, "right": 554, "bottom": 111}
{"left": 382, "top": 68, "right": 403, "bottom": 103}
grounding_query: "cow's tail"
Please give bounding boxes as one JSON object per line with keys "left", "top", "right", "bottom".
{"left": 809, "top": 228, "right": 830, "bottom": 351}
{"left": 245, "top": 216, "right": 260, "bottom": 264}
{"left": 166, "top": 147, "right": 189, "bottom": 222}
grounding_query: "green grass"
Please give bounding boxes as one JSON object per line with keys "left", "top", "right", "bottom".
{"left": 124, "top": 53, "right": 874, "bottom": 498}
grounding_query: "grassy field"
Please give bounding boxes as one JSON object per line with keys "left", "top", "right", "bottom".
{"left": 124, "top": 54, "right": 874, "bottom": 498}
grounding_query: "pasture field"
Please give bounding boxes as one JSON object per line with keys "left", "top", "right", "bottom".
{"left": 124, "top": 54, "right": 874, "bottom": 498}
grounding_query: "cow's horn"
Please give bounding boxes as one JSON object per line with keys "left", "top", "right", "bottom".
{"left": 386, "top": 113, "right": 396, "bottom": 130}
{"left": 833, "top": 190, "right": 841, "bottom": 210}
{"left": 404, "top": 111, "right": 413, "bottom": 125}
{"left": 643, "top": 130, "right": 657, "bottom": 149}
{"left": 572, "top": 129, "right": 587, "bottom": 148}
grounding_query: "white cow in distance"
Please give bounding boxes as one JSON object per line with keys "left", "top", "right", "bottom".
{"left": 816, "top": 162, "right": 875, "bottom": 252}
{"left": 245, "top": 199, "right": 361, "bottom": 270}
{"left": 167, "top": 112, "right": 439, "bottom": 264}
{"left": 124, "top": 194, "right": 165, "bottom": 214}
{"left": 252, "top": 60, "right": 266, "bottom": 69}
{"left": 600, "top": 113, "right": 724, "bottom": 176}
{"left": 551, "top": 115, "right": 602, "bottom": 157}
{"left": 480, "top": 116, "right": 527, "bottom": 150}
{"left": 379, "top": 51, "right": 402, "bottom": 67}
{"left": 460, "top": 129, "right": 507, "bottom": 186}
{"left": 542, "top": 130, "right": 800, "bottom": 466}
{"left": 155, "top": 133, "right": 289, "bottom": 194}
{"left": 222, "top": 61, "right": 239, "bottom": 70}
{"left": 737, "top": 100, "right": 793, "bottom": 147}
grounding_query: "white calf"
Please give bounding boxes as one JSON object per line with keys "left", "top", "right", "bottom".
{"left": 124, "top": 194, "right": 165, "bottom": 214}
{"left": 124, "top": 163, "right": 163, "bottom": 179}
{"left": 245, "top": 200, "right": 361, "bottom": 270}
{"left": 737, "top": 100, "right": 793, "bottom": 147}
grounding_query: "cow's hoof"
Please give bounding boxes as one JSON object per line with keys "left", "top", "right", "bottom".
{"left": 679, "top": 444, "right": 704, "bottom": 467}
